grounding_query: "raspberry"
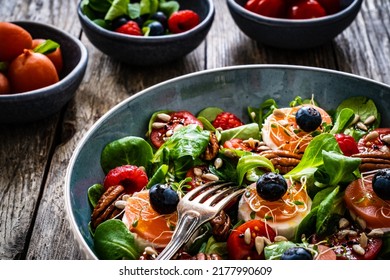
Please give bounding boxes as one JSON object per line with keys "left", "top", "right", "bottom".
{"left": 212, "top": 112, "right": 244, "bottom": 130}
{"left": 334, "top": 133, "right": 359, "bottom": 156}
{"left": 168, "top": 10, "right": 200, "bottom": 34}
{"left": 103, "top": 165, "right": 148, "bottom": 194}
{"left": 115, "top": 21, "right": 142, "bottom": 36}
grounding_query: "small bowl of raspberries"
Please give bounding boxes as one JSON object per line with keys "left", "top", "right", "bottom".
{"left": 77, "top": 0, "right": 214, "bottom": 65}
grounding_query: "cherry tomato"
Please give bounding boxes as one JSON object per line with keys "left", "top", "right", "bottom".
{"left": 316, "top": 0, "right": 340, "bottom": 15}
{"left": 227, "top": 219, "right": 276, "bottom": 260}
{"left": 244, "top": 0, "right": 287, "bottom": 18}
{"left": 334, "top": 133, "right": 359, "bottom": 156}
{"left": 288, "top": 0, "right": 327, "bottom": 19}
{"left": 327, "top": 229, "right": 383, "bottom": 260}
{"left": 358, "top": 128, "right": 390, "bottom": 153}
{"left": 149, "top": 111, "right": 203, "bottom": 148}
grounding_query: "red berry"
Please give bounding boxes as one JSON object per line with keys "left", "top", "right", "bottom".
{"left": 168, "top": 10, "right": 200, "bottom": 34}
{"left": 115, "top": 21, "right": 142, "bottom": 36}
{"left": 212, "top": 112, "right": 244, "bottom": 130}
{"left": 334, "top": 133, "right": 359, "bottom": 156}
{"left": 103, "top": 165, "right": 148, "bottom": 194}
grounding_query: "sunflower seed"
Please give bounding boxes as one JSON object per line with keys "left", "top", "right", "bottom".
{"left": 214, "top": 157, "right": 223, "bottom": 169}
{"left": 382, "top": 135, "right": 390, "bottom": 144}
{"left": 201, "top": 173, "right": 219, "bottom": 181}
{"left": 165, "top": 129, "right": 174, "bottom": 137}
{"left": 255, "top": 236, "right": 264, "bottom": 255}
{"left": 350, "top": 114, "right": 360, "bottom": 125}
{"left": 364, "top": 115, "right": 376, "bottom": 125}
{"left": 273, "top": 109, "right": 285, "bottom": 118}
{"left": 352, "top": 244, "right": 365, "bottom": 256}
{"left": 114, "top": 200, "right": 127, "bottom": 209}
{"left": 359, "top": 232, "right": 368, "bottom": 248}
{"left": 193, "top": 167, "right": 203, "bottom": 177}
{"left": 365, "top": 131, "right": 379, "bottom": 141}
{"left": 157, "top": 113, "right": 171, "bottom": 122}
{"left": 338, "top": 217, "right": 350, "bottom": 229}
{"left": 356, "top": 216, "right": 367, "bottom": 230}
{"left": 367, "top": 228, "right": 384, "bottom": 238}
{"left": 356, "top": 122, "right": 368, "bottom": 131}
{"left": 274, "top": 235, "right": 288, "bottom": 242}
{"left": 244, "top": 228, "right": 251, "bottom": 245}
{"left": 152, "top": 122, "right": 167, "bottom": 129}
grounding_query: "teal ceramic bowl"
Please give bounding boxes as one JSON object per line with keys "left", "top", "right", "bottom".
{"left": 227, "top": 0, "right": 363, "bottom": 49}
{"left": 77, "top": 0, "right": 214, "bottom": 65}
{"left": 65, "top": 65, "right": 390, "bottom": 259}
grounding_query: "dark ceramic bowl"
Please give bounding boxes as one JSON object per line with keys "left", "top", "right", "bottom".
{"left": 227, "top": 0, "right": 363, "bottom": 49}
{"left": 77, "top": 0, "right": 214, "bottom": 65}
{"left": 65, "top": 64, "right": 390, "bottom": 259}
{"left": 0, "top": 21, "right": 88, "bottom": 124}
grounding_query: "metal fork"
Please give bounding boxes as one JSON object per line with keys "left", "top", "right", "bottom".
{"left": 156, "top": 181, "right": 245, "bottom": 260}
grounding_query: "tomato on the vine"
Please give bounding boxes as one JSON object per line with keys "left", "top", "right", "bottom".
{"left": 244, "top": 0, "right": 287, "bottom": 18}
{"left": 287, "top": 0, "right": 327, "bottom": 19}
{"left": 227, "top": 219, "right": 276, "bottom": 260}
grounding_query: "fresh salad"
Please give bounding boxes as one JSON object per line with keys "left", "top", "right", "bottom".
{"left": 87, "top": 95, "right": 390, "bottom": 260}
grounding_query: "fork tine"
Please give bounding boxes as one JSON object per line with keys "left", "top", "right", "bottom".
{"left": 184, "top": 181, "right": 235, "bottom": 203}
{"left": 204, "top": 186, "right": 244, "bottom": 207}
{"left": 212, "top": 188, "right": 245, "bottom": 210}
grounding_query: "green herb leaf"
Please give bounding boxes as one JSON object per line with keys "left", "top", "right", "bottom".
{"left": 87, "top": 184, "right": 105, "bottom": 208}
{"left": 33, "top": 39, "right": 60, "bottom": 54}
{"left": 236, "top": 155, "right": 274, "bottom": 185}
{"left": 94, "top": 219, "right": 140, "bottom": 260}
{"left": 105, "top": 0, "right": 129, "bottom": 21}
{"left": 220, "top": 123, "right": 260, "bottom": 144}
{"left": 100, "top": 136, "right": 154, "bottom": 174}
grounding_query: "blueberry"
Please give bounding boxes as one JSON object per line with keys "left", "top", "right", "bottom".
{"left": 281, "top": 247, "right": 313, "bottom": 260}
{"left": 148, "top": 21, "right": 165, "bottom": 36}
{"left": 149, "top": 184, "right": 179, "bottom": 214}
{"left": 372, "top": 169, "right": 390, "bottom": 200}
{"left": 151, "top": 11, "right": 168, "bottom": 28}
{"left": 111, "top": 16, "right": 130, "bottom": 30}
{"left": 295, "top": 106, "right": 322, "bottom": 132}
{"left": 256, "top": 172, "right": 288, "bottom": 201}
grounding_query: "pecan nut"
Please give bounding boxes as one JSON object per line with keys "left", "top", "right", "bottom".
{"left": 91, "top": 185, "right": 126, "bottom": 229}
{"left": 203, "top": 132, "right": 219, "bottom": 161}
{"left": 352, "top": 151, "right": 390, "bottom": 172}
{"left": 210, "top": 210, "right": 231, "bottom": 242}
{"left": 259, "top": 150, "right": 302, "bottom": 174}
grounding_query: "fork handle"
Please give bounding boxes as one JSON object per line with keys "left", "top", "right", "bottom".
{"left": 156, "top": 211, "right": 202, "bottom": 260}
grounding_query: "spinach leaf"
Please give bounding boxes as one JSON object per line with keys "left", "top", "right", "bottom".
{"left": 220, "top": 123, "right": 260, "bottom": 144}
{"left": 87, "top": 184, "right": 105, "bottom": 208}
{"left": 100, "top": 136, "right": 154, "bottom": 174}
{"left": 140, "top": 0, "right": 159, "bottom": 16}
{"left": 294, "top": 206, "right": 318, "bottom": 242}
{"left": 264, "top": 241, "right": 297, "bottom": 260}
{"left": 197, "top": 107, "right": 224, "bottom": 122}
{"left": 329, "top": 108, "right": 355, "bottom": 134}
{"left": 236, "top": 154, "right": 274, "bottom": 185}
{"left": 315, "top": 150, "right": 361, "bottom": 186}
{"left": 88, "top": 0, "right": 113, "bottom": 14}
{"left": 146, "top": 164, "right": 168, "bottom": 188}
{"left": 152, "top": 125, "right": 210, "bottom": 179}
{"left": 248, "top": 98, "right": 277, "bottom": 131}
{"left": 159, "top": 0, "right": 180, "bottom": 17}
{"left": 286, "top": 133, "right": 340, "bottom": 181}
{"left": 94, "top": 219, "right": 140, "bottom": 260}
{"left": 105, "top": 0, "right": 128, "bottom": 21}
{"left": 316, "top": 186, "right": 345, "bottom": 237}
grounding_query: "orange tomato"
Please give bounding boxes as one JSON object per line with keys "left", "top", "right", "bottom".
{"left": 8, "top": 49, "right": 59, "bottom": 93}
{"left": 32, "top": 38, "right": 63, "bottom": 75}
{"left": 124, "top": 190, "right": 177, "bottom": 248}
{"left": 0, "top": 72, "right": 10, "bottom": 94}
{"left": 262, "top": 105, "right": 332, "bottom": 154}
{"left": 0, "top": 22, "right": 33, "bottom": 62}
{"left": 344, "top": 172, "right": 390, "bottom": 228}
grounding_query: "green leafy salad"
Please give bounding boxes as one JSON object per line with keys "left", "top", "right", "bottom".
{"left": 87, "top": 95, "right": 390, "bottom": 260}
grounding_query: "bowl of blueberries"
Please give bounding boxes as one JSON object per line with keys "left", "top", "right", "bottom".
{"left": 78, "top": 0, "right": 215, "bottom": 65}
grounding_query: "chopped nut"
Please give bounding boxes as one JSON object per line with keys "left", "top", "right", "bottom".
{"left": 338, "top": 217, "right": 350, "bottom": 229}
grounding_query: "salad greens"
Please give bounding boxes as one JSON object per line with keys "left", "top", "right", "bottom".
{"left": 88, "top": 94, "right": 389, "bottom": 260}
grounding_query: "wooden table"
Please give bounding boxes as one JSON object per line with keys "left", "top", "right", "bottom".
{"left": 0, "top": 0, "right": 389, "bottom": 260}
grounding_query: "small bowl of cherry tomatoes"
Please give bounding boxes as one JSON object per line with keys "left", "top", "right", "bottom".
{"left": 226, "top": 0, "right": 363, "bottom": 49}
{"left": 0, "top": 21, "right": 88, "bottom": 123}
{"left": 77, "top": 0, "right": 215, "bottom": 65}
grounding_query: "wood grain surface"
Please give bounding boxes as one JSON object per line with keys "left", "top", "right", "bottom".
{"left": 0, "top": 0, "right": 389, "bottom": 259}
